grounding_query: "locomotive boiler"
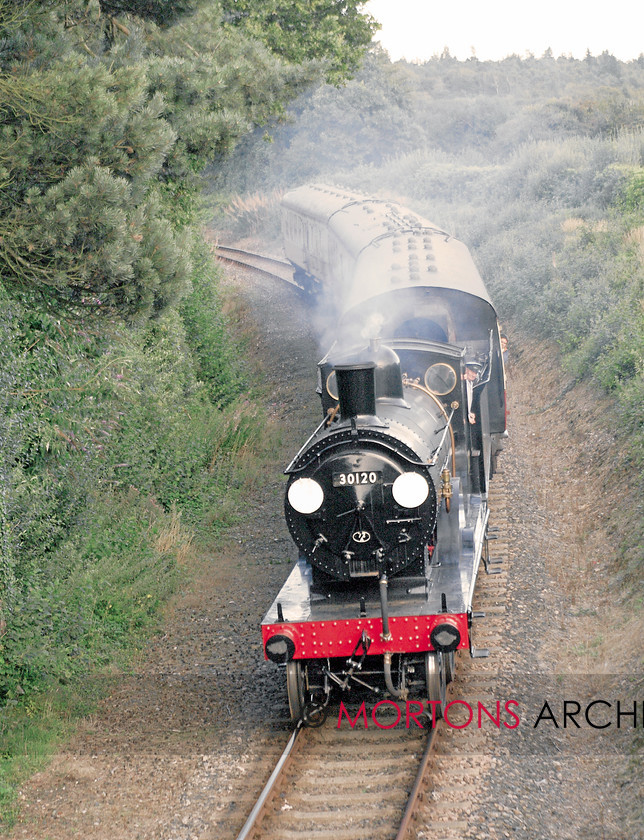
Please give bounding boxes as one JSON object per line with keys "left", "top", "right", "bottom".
{"left": 262, "top": 184, "right": 507, "bottom": 722}
{"left": 285, "top": 341, "right": 451, "bottom": 583}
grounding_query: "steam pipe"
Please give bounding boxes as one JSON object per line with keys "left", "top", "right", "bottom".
{"left": 379, "top": 574, "right": 406, "bottom": 698}
{"left": 383, "top": 652, "right": 406, "bottom": 699}
{"left": 379, "top": 574, "right": 392, "bottom": 641}
{"left": 284, "top": 415, "right": 329, "bottom": 473}
{"left": 432, "top": 408, "right": 455, "bottom": 464}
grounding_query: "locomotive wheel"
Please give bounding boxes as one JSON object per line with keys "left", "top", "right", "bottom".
{"left": 286, "top": 661, "right": 305, "bottom": 721}
{"left": 425, "top": 651, "right": 447, "bottom": 716}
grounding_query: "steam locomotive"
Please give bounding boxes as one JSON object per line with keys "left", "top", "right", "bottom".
{"left": 261, "top": 184, "right": 507, "bottom": 722}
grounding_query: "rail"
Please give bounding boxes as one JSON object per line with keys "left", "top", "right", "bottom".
{"left": 234, "top": 720, "right": 304, "bottom": 840}
{"left": 213, "top": 245, "right": 307, "bottom": 291}
{"left": 395, "top": 723, "right": 440, "bottom": 840}
{"left": 234, "top": 712, "right": 442, "bottom": 840}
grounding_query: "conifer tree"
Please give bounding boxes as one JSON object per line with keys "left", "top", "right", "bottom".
{"left": 0, "top": 0, "right": 317, "bottom": 317}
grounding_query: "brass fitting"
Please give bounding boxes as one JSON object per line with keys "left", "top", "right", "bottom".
{"left": 326, "top": 403, "right": 340, "bottom": 425}
{"left": 440, "top": 468, "right": 453, "bottom": 513}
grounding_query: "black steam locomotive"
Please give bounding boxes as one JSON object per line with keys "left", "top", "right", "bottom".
{"left": 262, "top": 184, "right": 507, "bottom": 721}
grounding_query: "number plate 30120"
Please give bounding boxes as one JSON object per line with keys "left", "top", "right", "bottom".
{"left": 332, "top": 471, "right": 382, "bottom": 487}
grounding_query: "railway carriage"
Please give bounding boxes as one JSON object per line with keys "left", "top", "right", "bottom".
{"left": 262, "top": 184, "right": 507, "bottom": 722}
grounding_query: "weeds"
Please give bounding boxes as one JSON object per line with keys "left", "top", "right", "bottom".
{"left": 0, "top": 239, "right": 266, "bottom": 823}
{"left": 220, "top": 190, "right": 283, "bottom": 238}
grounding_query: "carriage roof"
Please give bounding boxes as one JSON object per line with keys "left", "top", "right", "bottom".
{"left": 282, "top": 183, "right": 495, "bottom": 313}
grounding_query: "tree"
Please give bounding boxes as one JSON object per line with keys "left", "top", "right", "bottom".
{"left": 219, "top": 0, "right": 379, "bottom": 83}
{"left": 210, "top": 53, "right": 421, "bottom": 192}
{"left": 98, "top": 0, "right": 198, "bottom": 26}
{"left": 0, "top": 1, "right": 314, "bottom": 316}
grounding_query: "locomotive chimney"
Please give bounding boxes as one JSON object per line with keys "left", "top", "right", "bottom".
{"left": 334, "top": 361, "right": 377, "bottom": 419}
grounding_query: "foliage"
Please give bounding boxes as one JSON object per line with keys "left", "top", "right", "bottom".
{"left": 213, "top": 50, "right": 644, "bottom": 195}
{"left": 0, "top": 493, "right": 178, "bottom": 700}
{"left": 218, "top": 190, "right": 284, "bottom": 239}
{"left": 0, "top": 242, "right": 259, "bottom": 665}
{"left": 0, "top": 0, "right": 331, "bottom": 811}
{"left": 620, "top": 168, "right": 644, "bottom": 213}
{"left": 180, "top": 245, "right": 250, "bottom": 406}
{"left": 0, "top": 239, "right": 266, "bottom": 823}
{"left": 0, "top": 0, "right": 321, "bottom": 318}
{"left": 1, "top": 163, "right": 192, "bottom": 319}
{"left": 209, "top": 52, "right": 418, "bottom": 194}
{"left": 99, "top": 0, "right": 199, "bottom": 26}
{"left": 220, "top": 0, "right": 379, "bottom": 84}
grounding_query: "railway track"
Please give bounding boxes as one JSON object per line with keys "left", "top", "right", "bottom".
{"left": 230, "top": 480, "right": 510, "bottom": 840}
{"left": 235, "top": 712, "right": 437, "bottom": 840}
{"left": 213, "top": 245, "right": 307, "bottom": 290}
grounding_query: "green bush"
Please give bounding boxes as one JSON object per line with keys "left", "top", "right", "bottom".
{"left": 180, "top": 245, "right": 249, "bottom": 406}
{"left": 0, "top": 491, "right": 179, "bottom": 700}
{"left": 0, "top": 238, "right": 263, "bottom": 702}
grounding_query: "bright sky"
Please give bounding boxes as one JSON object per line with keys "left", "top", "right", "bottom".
{"left": 365, "top": 0, "right": 644, "bottom": 63}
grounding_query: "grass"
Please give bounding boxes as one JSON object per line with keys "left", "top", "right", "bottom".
{"left": 0, "top": 239, "right": 279, "bottom": 827}
{"left": 0, "top": 406, "right": 282, "bottom": 829}
{"left": 219, "top": 190, "right": 283, "bottom": 239}
{"left": 0, "top": 673, "right": 118, "bottom": 827}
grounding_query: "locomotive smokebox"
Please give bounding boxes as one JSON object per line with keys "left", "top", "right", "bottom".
{"left": 334, "top": 361, "right": 377, "bottom": 419}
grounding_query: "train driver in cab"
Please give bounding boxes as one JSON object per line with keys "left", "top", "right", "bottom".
{"left": 463, "top": 360, "right": 482, "bottom": 424}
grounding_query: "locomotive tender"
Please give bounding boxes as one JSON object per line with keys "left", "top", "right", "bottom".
{"left": 262, "top": 184, "right": 507, "bottom": 721}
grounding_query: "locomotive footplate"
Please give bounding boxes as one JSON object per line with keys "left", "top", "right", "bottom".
{"left": 262, "top": 495, "right": 488, "bottom": 662}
